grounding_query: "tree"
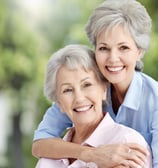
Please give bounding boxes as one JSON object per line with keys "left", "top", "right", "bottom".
{"left": 0, "top": 0, "right": 41, "bottom": 167}
{"left": 0, "top": 0, "right": 157, "bottom": 167}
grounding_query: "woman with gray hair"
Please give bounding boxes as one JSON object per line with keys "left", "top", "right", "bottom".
{"left": 44, "top": 44, "right": 104, "bottom": 102}
{"left": 33, "top": 0, "right": 158, "bottom": 167}
{"left": 35, "top": 44, "right": 151, "bottom": 168}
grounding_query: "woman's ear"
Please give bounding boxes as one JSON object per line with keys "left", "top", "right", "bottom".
{"left": 135, "top": 49, "right": 144, "bottom": 71}
{"left": 138, "top": 48, "right": 144, "bottom": 59}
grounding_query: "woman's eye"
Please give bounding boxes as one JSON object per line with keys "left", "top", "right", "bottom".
{"left": 63, "top": 88, "right": 73, "bottom": 93}
{"left": 98, "top": 46, "right": 109, "bottom": 51}
{"left": 120, "top": 45, "right": 129, "bottom": 50}
{"left": 84, "top": 83, "right": 92, "bottom": 88}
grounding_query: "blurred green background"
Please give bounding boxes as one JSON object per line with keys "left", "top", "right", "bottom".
{"left": 0, "top": 0, "right": 158, "bottom": 167}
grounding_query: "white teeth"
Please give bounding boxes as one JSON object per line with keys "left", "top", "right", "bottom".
{"left": 107, "top": 66, "right": 123, "bottom": 72}
{"left": 75, "top": 105, "right": 91, "bottom": 112}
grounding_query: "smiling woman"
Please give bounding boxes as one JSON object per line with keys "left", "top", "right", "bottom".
{"left": 34, "top": 44, "right": 152, "bottom": 168}
{"left": 32, "top": 0, "right": 158, "bottom": 167}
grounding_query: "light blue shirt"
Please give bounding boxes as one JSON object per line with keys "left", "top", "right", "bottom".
{"left": 34, "top": 71, "right": 158, "bottom": 167}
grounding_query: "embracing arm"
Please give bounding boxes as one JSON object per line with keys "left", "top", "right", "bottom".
{"left": 32, "top": 137, "right": 92, "bottom": 159}
{"left": 32, "top": 103, "right": 148, "bottom": 168}
{"left": 32, "top": 138, "right": 147, "bottom": 168}
{"left": 32, "top": 103, "right": 72, "bottom": 156}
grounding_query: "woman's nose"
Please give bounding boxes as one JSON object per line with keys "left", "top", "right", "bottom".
{"left": 108, "top": 49, "right": 120, "bottom": 63}
{"left": 74, "top": 90, "right": 85, "bottom": 103}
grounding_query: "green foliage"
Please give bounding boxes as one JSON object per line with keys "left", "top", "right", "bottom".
{"left": 143, "top": 32, "right": 158, "bottom": 80}
{"left": 0, "top": 0, "right": 38, "bottom": 90}
{"left": 0, "top": 0, "right": 158, "bottom": 167}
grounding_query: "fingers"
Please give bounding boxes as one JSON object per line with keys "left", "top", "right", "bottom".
{"left": 120, "top": 160, "right": 144, "bottom": 168}
{"left": 113, "top": 166, "right": 127, "bottom": 168}
{"left": 112, "top": 144, "right": 147, "bottom": 167}
{"left": 121, "top": 148, "right": 146, "bottom": 168}
{"left": 126, "top": 143, "right": 149, "bottom": 156}
{"left": 88, "top": 144, "right": 147, "bottom": 168}
{"left": 126, "top": 147, "right": 147, "bottom": 166}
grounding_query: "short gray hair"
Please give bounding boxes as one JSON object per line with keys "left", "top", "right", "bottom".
{"left": 85, "top": 0, "right": 152, "bottom": 54}
{"left": 44, "top": 44, "right": 105, "bottom": 101}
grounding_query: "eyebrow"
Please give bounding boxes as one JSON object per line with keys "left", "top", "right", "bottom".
{"left": 61, "top": 83, "right": 71, "bottom": 86}
{"left": 98, "top": 42, "right": 129, "bottom": 46}
{"left": 81, "top": 77, "right": 90, "bottom": 82}
{"left": 61, "top": 77, "right": 91, "bottom": 86}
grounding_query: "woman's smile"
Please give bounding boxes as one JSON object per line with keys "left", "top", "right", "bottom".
{"left": 73, "top": 105, "right": 93, "bottom": 113}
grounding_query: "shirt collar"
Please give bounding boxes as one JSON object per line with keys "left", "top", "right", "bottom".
{"left": 123, "top": 72, "right": 142, "bottom": 110}
{"left": 83, "top": 113, "right": 115, "bottom": 147}
{"left": 61, "top": 113, "right": 115, "bottom": 166}
{"left": 63, "top": 113, "right": 115, "bottom": 148}
{"left": 107, "top": 71, "right": 142, "bottom": 111}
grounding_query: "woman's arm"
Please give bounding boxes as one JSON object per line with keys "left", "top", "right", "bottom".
{"left": 33, "top": 103, "right": 72, "bottom": 141}
{"left": 32, "top": 138, "right": 91, "bottom": 159}
{"left": 32, "top": 103, "right": 149, "bottom": 167}
{"left": 32, "top": 138, "right": 148, "bottom": 168}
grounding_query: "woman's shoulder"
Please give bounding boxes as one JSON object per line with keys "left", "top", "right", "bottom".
{"left": 137, "top": 72, "right": 158, "bottom": 91}
{"left": 115, "top": 123, "right": 148, "bottom": 146}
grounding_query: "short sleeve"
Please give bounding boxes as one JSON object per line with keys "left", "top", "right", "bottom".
{"left": 33, "top": 103, "right": 72, "bottom": 141}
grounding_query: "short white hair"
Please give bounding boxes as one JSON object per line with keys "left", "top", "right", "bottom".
{"left": 85, "top": 0, "right": 152, "bottom": 53}
{"left": 44, "top": 44, "right": 105, "bottom": 101}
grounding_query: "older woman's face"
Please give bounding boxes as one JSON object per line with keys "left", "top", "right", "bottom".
{"left": 95, "top": 25, "right": 142, "bottom": 87}
{"left": 56, "top": 66, "right": 105, "bottom": 126}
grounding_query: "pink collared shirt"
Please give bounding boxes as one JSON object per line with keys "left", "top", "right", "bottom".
{"left": 35, "top": 113, "right": 152, "bottom": 168}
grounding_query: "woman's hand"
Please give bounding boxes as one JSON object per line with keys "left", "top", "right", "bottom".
{"left": 80, "top": 143, "right": 148, "bottom": 168}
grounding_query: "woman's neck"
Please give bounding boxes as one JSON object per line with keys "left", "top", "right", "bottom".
{"left": 72, "top": 113, "right": 104, "bottom": 144}
{"left": 111, "top": 84, "right": 128, "bottom": 114}
{"left": 111, "top": 71, "right": 134, "bottom": 113}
